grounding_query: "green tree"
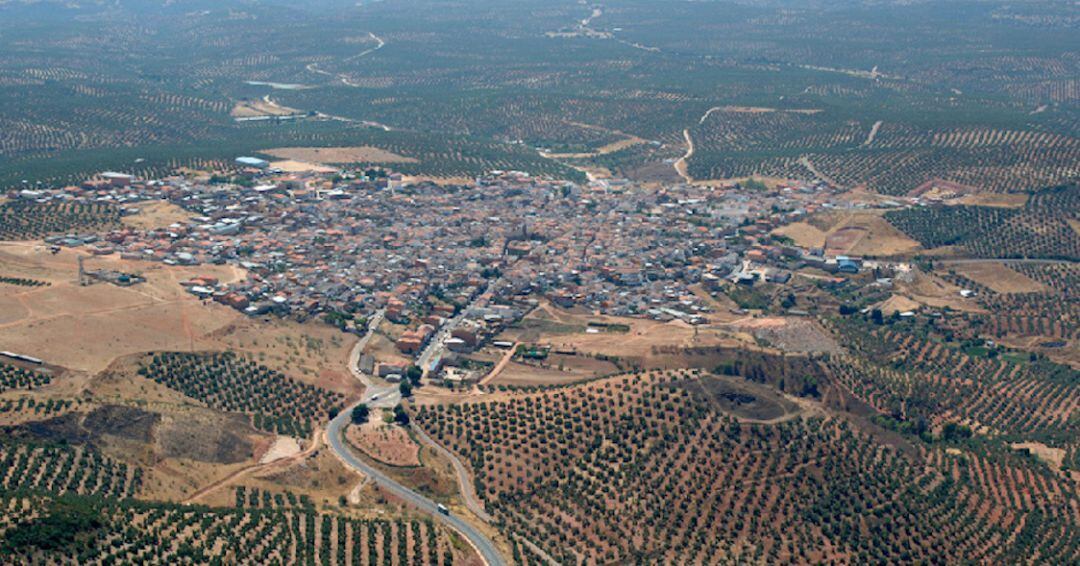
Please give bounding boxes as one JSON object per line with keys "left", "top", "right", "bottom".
{"left": 393, "top": 404, "right": 410, "bottom": 426}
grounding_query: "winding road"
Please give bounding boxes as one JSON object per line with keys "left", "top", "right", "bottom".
{"left": 328, "top": 309, "right": 506, "bottom": 566}
{"left": 326, "top": 406, "right": 504, "bottom": 566}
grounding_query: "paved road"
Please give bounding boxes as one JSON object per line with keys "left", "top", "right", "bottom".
{"left": 333, "top": 307, "right": 504, "bottom": 565}
{"left": 411, "top": 425, "right": 494, "bottom": 523}
{"left": 416, "top": 280, "right": 502, "bottom": 375}
{"left": 347, "top": 309, "right": 400, "bottom": 407}
{"left": 326, "top": 402, "right": 505, "bottom": 566}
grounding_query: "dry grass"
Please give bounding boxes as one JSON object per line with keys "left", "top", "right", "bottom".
{"left": 812, "top": 210, "right": 922, "bottom": 257}
{"left": 346, "top": 420, "right": 420, "bottom": 467}
{"left": 212, "top": 318, "right": 360, "bottom": 397}
{"left": 773, "top": 221, "right": 827, "bottom": 248}
{"left": 0, "top": 243, "right": 246, "bottom": 373}
{"left": 491, "top": 354, "right": 620, "bottom": 387}
{"left": 877, "top": 294, "right": 923, "bottom": 315}
{"left": 951, "top": 262, "right": 1048, "bottom": 294}
{"left": 896, "top": 270, "right": 985, "bottom": 313}
{"left": 0, "top": 243, "right": 360, "bottom": 403}
{"left": 264, "top": 146, "right": 417, "bottom": 164}
{"left": 496, "top": 303, "right": 747, "bottom": 367}
{"left": 953, "top": 192, "right": 1029, "bottom": 208}
{"left": 121, "top": 200, "right": 194, "bottom": 230}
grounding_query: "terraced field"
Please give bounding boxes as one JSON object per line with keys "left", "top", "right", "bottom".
{"left": 414, "top": 369, "right": 1080, "bottom": 564}
{"left": 0, "top": 492, "right": 467, "bottom": 565}
{"left": 0, "top": 0, "right": 1075, "bottom": 190}
{"left": 0, "top": 201, "right": 120, "bottom": 241}
{"left": 137, "top": 352, "right": 344, "bottom": 438}
{"left": 884, "top": 184, "right": 1080, "bottom": 259}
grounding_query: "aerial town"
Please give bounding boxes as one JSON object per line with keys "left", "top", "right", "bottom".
{"left": 11, "top": 157, "right": 927, "bottom": 386}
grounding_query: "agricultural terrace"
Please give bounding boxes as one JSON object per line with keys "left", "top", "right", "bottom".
{"left": 414, "top": 370, "right": 1080, "bottom": 564}
{"left": 0, "top": 440, "right": 142, "bottom": 500}
{"left": 0, "top": 492, "right": 467, "bottom": 565}
{"left": 0, "top": 361, "right": 52, "bottom": 394}
{"left": 0, "top": 201, "right": 120, "bottom": 241}
{"left": 940, "top": 263, "right": 1080, "bottom": 341}
{"left": 137, "top": 352, "right": 344, "bottom": 438}
{"left": 885, "top": 184, "right": 1080, "bottom": 259}
{"left": 829, "top": 318, "right": 1079, "bottom": 447}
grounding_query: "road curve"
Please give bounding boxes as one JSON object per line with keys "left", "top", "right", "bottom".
{"left": 411, "top": 425, "right": 494, "bottom": 523}
{"left": 326, "top": 407, "right": 505, "bottom": 565}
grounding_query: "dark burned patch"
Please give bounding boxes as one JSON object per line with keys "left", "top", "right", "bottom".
{"left": 6, "top": 404, "right": 159, "bottom": 446}
{"left": 14, "top": 413, "right": 91, "bottom": 445}
{"left": 84, "top": 405, "right": 159, "bottom": 442}
{"left": 4, "top": 405, "right": 257, "bottom": 465}
{"left": 664, "top": 373, "right": 800, "bottom": 422}
{"left": 156, "top": 412, "right": 256, "bottom": 465}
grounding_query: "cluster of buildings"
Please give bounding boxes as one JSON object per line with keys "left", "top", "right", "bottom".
{"left": 9, "top": 162, "right": 890, "bottom": 367}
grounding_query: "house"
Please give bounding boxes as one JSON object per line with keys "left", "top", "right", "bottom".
{"left": 836, "top": 256, "right": 861, "bottom": 274}
{"left": 375, "top": 362, "right": 406, "bottom": 378}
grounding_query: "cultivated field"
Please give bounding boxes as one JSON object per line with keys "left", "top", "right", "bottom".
{"left": 263, "top": 146, "right": 417, "bottom": 164}
{"left": 415, "top": 369, "right": 1080, "bottom": 564}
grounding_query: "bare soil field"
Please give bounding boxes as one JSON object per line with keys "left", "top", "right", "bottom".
{"left": 950, "top": 262, "right": 1048, "bottom": 294}
{"left": 811, "top": 210, "right": 922, "bottom": 257}
{"left": 1010, "top": 442, "right": 1066, "bottom": 471}
{"left": 719, "top": 106, "right": 822, "bottom": 114}
{"left": 269, "top": 159, "right": 337, "bottom": 173}
{"left": 345, "top": 420, "right": 420, "bottom": 467}
{"left": 877, "top": 294, "right": 923, "bottom": 315}
{"left": 0, "top": 243, "right": 246, "bottom": 373}
{"left": 0, "top": 243, "right": 359, "bottom": 400}
{"left": 259, "top": 436, "right": 302, "bottom": 464}
{"left": 363, "top": 330, "right": 413, "bottom": 366}
{"left": 736, "top": 317, "right": 840, "bottom": 354}
{"left": 401, "top": 174, "right": 475, "bottom": 186}
{"left": 896, "top": 270, "right": 985, "bottom": 313}
{"left": 498, "top": 305, "right": 747, "bottom": 368}
{"left": 952, "top": 192, "right": 1029, "bottom": 208}
{"left": 230, "top": 98, "right": 302, "bottom": 118}
{"left": 264, "top": 146, "right": 417, "bottom": 164}
{"left": 121, "top": 201, "right": 194, "bottom": 230}
{"left": 491, "top": 354, "right": 620, "bottom": 387}
{"left": 772, "top": 221, "right": 827, "bottom": 248}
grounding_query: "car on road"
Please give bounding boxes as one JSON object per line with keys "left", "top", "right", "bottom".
{"left": 371, "top": 394, "right": 379, "bottom": 401}
{"left": 437, "top": 503, "right": 450, "bottom": 515}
